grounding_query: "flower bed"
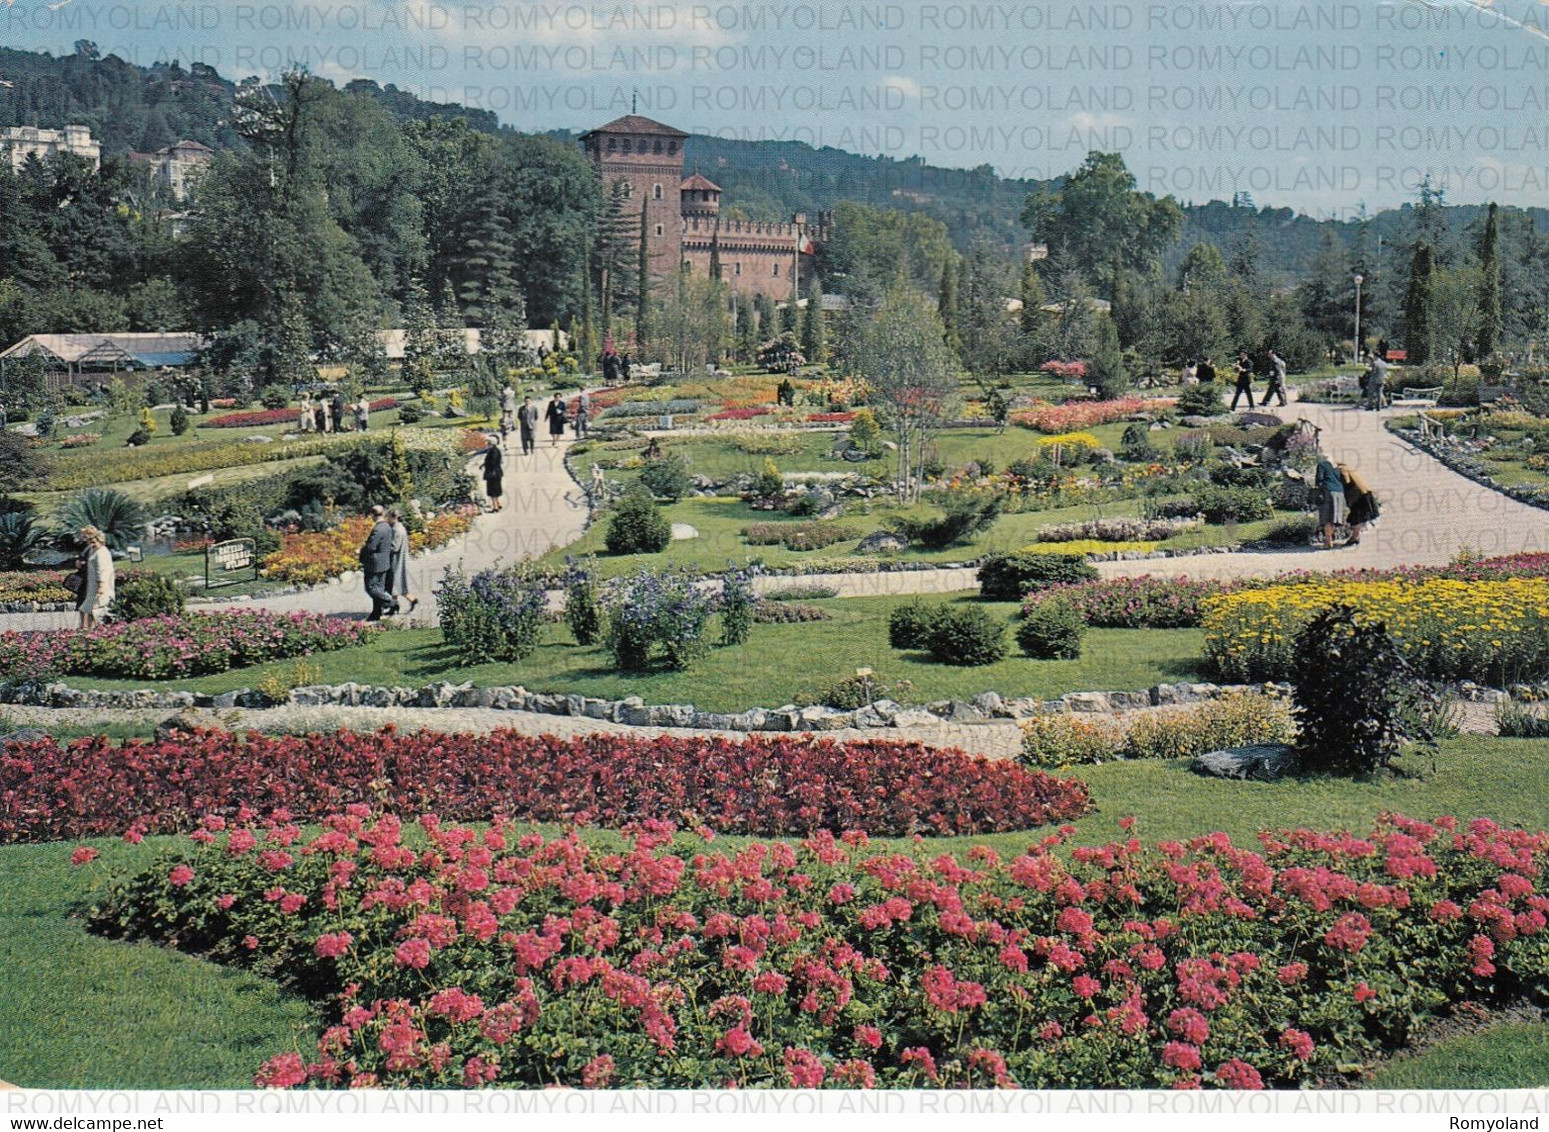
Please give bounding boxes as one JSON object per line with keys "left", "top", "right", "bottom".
{"left": 0, "top": 570, "right": 73, "bottom": 606}
{"left": 59, "top": 432, "right": 101, "bottom": 449}
{"left": 1019, "top": 692, "right": 1296, "bottom": 767}
{"left": 706, "top": 406, "right": 774, "bottom": 422}
{"left": 2, "top": 728, "right": 1090, "bottom": 844}
{"left": 1013, "top": 397, "right": 1170, "bottom": 434}
{"left": 47, "top": 433, "right": 368, "bottom": 491}
{"left": 202, "top": 399, "right": 399, "bottom": 429}
{"left": 742, "top": 521, "right": 858, "bottom": 551}
{"left": 260, "top": 509, "right": 475, "bottom": 586}
{"left": 0, "top": 611, "right": 374, "bottom": 683}
{"left": 1040, "top": 360, "right": 1088, "bottom": 380}
{"left": 806, "top": 411, "right": 857, "bottom": 424}
{"left": 87, "top": 810, "right": 1549, "bottom": 1089}
{"left": 1203, "top": 578, "right": 1549, "bottom": 684}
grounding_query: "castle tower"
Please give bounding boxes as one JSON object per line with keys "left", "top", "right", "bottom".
{"left": 579, "top": 115, "right": 688, "bottom": 283}
{"left": 680, "top": 172, "right": 721, "bottom": 218}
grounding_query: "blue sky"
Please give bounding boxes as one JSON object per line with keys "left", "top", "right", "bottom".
{"left": 6, "top": 0, "right": 1549, "bottom": 214}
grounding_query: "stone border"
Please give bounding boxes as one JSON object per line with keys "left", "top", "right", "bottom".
{"left": 0, "top": 677, "right": 1292, "bottom": 730}
{"left": 1389, "top": 423, "right": 1549, "bottom": 513}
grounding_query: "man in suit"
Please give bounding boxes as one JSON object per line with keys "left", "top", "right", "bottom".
{"left": 359, "top": 504, "right": 397, "bottom": 620}
{"left": 1230, "top": 350, "right": 1256, "bottom": 410}
{"left": 517, "top": 396, "right": 538, "bottom": 456}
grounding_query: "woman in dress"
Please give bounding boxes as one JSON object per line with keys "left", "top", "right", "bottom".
{"left": 1337, "top": 463, "right": 1380, "bottom": 547}
{"left": 299, "top": 393, "right": 314, "bottom": 433}
{"left": 545, "top": 393, "right": 567, "bottom": 447}
{"left": 76, "top": 526, "right": 114, "bottom": 629}
{"left": 483, "top": 440, "right": 505, "bottom": 512}
{"left": 387, "top": 506, "right": 417, "bottom": 614}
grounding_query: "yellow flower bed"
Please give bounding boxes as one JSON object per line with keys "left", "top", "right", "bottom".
{"left": 1202, "top": 577, "right": 1549, "bottom": 684}
{"left": 1019, "top": 541, "right": 1161, "bottom": 556}
{"left": 1035, "top": 432, "right": 1103, "bottom": 455}
{"left": 260, "top": 510, "right": 475, "bottom": 586}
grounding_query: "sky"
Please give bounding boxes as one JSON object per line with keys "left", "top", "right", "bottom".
{"left": 7, "top": 0, "right": 1549, "bottom": 215}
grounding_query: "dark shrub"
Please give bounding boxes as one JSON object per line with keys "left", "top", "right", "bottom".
{"left": 169, "top": 405, "right": 190, "bottom": 436}
{"left": 258, "top": 384, "right": 290, "bottom": 410}
{"left": 1119, "top": 422, "right": 1159, "bottom": 462}
{"left": 1193, "top": 485, "right": 1274, "bottom": 524}
{"left": 563, "top": 560, "right": 601, "bottom": 646}
{"left": 977, "top": 551, "right": 1098, "bottom": 601}
{"left": 125, "top": 427, "right": 152, "bottom": 447}
{"left": 1292, "top": 604, "right": 1431, "bottom": 775}
{"left": 604, "top": 487, "right": 671, "bottom": 555}
{"left": 639, "top": 453, "right": 692, "bottom": 502}
{"left": 396, "top": 401, "right": 425, "bottom": 425}
{"left": 889, "top": 494, "right": 1002, "bottom": 549}
{"left": 888, "top": 601, "right": 946, "bottom": 650}
{"left": 1016, "top": 597, "right": 1084, "bottom": 659}
{"left": 111, "top": 571, "right": 187, "bottom": 622}
{"left": 1177, "top": 383, "right": 1227, "bottom": 417}
{"left": 926, "top": 606, "right": 1008, "bottom": 666}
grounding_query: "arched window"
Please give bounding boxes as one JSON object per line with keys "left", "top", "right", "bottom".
{"left": 653, "top": 139, "right": 663, "bottom": 154}
{"left": 606, "top": 138, "right": 617, "bottom": 153}
{"left": 668, "top": 141, "right": 677, "bottom": 154}
{"left": 653, "top": 183, "right": 663, "bottom": 200}
{"left": 621, "top": 138, "right": 632, "bottom": 154}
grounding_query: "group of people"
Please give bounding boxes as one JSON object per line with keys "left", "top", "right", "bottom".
{"left": 1182, "top": 351, "right": 1289, "bottom": 409}
{"left": 483, "top": 389, "right": 590, "bottom": 512}
{"left": 357, "top": 505, "right": 419, "bottom": 621}
{"left": 1312, "top": 449, "right": 1381, "bottom": 550}
{"left": 299, "top": 391, "right": 371, "bottom": 435}
{"left": 600, "top": 347, "right": 632, "bottom": 385}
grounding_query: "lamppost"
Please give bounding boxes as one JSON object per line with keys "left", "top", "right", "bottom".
{"left": 1353, "top": 273, "right": 1364, "bottom": 364}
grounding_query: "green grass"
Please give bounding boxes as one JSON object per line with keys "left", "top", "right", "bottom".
{"left": 3, "top": 734, "right": 1547, "bottom": 1087}
{"left": 0, "top": 838, "right": 315, "bottom": 1088}
{"left": 67, "top": 593, "right": 1208, "bottom": 710}
{"left": 1368, "top": 1020, "right": 1549, "bottom": 1088}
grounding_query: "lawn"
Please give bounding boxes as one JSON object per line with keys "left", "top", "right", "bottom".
{"left": 4, "top": 733, "right": 1548, "bottom": 1088}
{"left": 68, "top": 592, "right": 1209, "bottom": 709}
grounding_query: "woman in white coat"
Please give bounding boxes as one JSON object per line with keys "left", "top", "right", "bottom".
{"left": 77, "top": 526, "right": 115, "bottom": 629}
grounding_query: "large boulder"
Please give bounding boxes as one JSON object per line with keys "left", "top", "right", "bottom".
{"left": 856, "top": 530, "right": 908, "bottom": 554}
{"left": 1191, "top": 743, "right": 1301, "bottom": 781}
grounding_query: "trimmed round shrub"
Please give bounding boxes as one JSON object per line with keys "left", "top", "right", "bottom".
{"left": 1193, "top": 485, "right": 1274, "bottom": 524}
{"left": 978, "top": 550, "right": 1098, "bottom": 601}
{"left": 888, "top": 601, "right": 946, "bottom": 650}
{"left": 604, "top": 488, "right": 671, "bottom": 555}
{"left": 111, "top": 571, "right": 187, "bottom": 623}
{"left": 1177, "top": 382, "right": 1227, "bottom": 416}
{"left": 1016, "top": 597, "right": 1084, "bottom": 659}
{"left": 925, "top": 606, "right": 1007, "bottom": 666}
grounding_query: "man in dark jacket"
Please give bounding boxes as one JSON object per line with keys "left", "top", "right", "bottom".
{"left": 1230, "top": 351, "right": 1256, "bottom": 410}
{"left": 359, "top": 504, "right": 396, "bottom": 620}
{"left": 332, "top": 391, "right": 347, "bottom": 432}
{"left": 517, "top": 396, "right": 538, "bottom": 456}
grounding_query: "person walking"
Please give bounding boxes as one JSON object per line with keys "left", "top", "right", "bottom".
{"left": 1264, "top": 350, "right": 1289, "bottom": 407}
{"left": 359, "top": 504, "right": 396, "bottom": 620}
{"left": 518, "top": 396, "right": 538, "bottom": 456}
{"left": 355, "top": 396, "right": 370, "bottom": 432}
{"left": 621, "top": 353, "right": 632, "bottom": 383}
{"left": 601, "top": 348, "right": 620, "bottom": 385}
{"left": 316, "top": 398, "right": 331, "bottom": 434}
{"left": 1362, "top": 353, "right": 1390, "bottom": 410}
{"left": 76, "top": 526, "right": 115, "bottom": 629}
{"left": 1230, "top": 350, "right": 1257, "bottom": 410}
{"left": 299, "top": 393, "right": 314, "bottom": 433}
{"left": 1337, "top": 462, "right": 1380, "bottom": 546}
{"left": 500, "top": 383, "right": 517, "bottom": 442}
{"left": 1314, "top": 453, "right": 1347, "bottom": 550}
{"left": 574, "top": 390, "right": 590, "bottom": 438}
{"left": 482, "top": 439, "right": 505, "bottom": 512}
{"left": 545, "top": 392, "right": 567, "bottom": 448}
{"left": 387, "top": 506, "right": 418, "bottom": 614}
{"left": 332, "top": 391, "right": 347, "bottom": 433}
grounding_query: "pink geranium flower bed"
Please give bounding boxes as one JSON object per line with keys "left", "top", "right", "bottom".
{"left": 1, "top": 728, "right": 1090, "bottom": 843}
{"left": 85, "top": 810, "right": 1549, "bottom": 1089}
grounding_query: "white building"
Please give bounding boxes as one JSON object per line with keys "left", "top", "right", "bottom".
{"left": 129, "top": 139, "right": 214, "bottom": 200}
{"left": 1, "top": 125, "right": 100, "bottom": 173}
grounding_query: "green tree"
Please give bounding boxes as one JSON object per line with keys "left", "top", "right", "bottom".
{"left": 735, "top": 292, "right": 758, "bottom": 363}
{"left": 1021, "top": 152, "right": 1182, "bottom": 295}
{"left": 1433, "top": 265, "right": 1481, "bottom": 382}
{"left": 1087, "top": 314, "right": 1128, "bottom": 398}
{"left": 635, "top": 202, "right": 651, "bottom": 351}
{"left": 937, "top": 256, "right": 962, "bottom": 355}
{"left": 1475, "top": 202, "right": 1503, "bottom": 358}
{"left": 1402, "top": 242, "right": 1437, "bottom": 365}
{"left": 801, "top": 276, "right": 828, "bottom": 364}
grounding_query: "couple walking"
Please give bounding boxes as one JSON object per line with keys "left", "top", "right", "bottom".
{"left": 359, "top": 504, "right": 419, "bottom": 621}
{"left": 499, "top": 389, "right": 574, "bottom": 456}
{"left": 1229, "top": 350, "right": 1290, "bottom": 410}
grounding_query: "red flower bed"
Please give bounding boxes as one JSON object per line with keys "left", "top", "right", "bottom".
{"left": 1041, "top": 360, "right": 1088, "bottom": 379}
{"left": 202, "top": 399, "right": 398, "bottom": 429}
{"left": 707, "top": 406, "right": 773, "bottom": 422}
{"left": 1, "top": 728, "right": 1089, "bottom": 844}
{"left": 807, "top": 411, "right": 857, "bottom": 423}
{"left": 90, "top": 811, "right": 1549, "bottom": 1089}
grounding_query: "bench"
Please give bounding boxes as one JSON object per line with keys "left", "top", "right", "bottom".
{"left": 1389, "top": 385, "right": 1443, "bottom": 409}
{"left": 1417, "top": 411, "right": 1447, "bottom": 442}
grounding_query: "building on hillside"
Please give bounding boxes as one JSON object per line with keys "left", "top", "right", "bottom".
{"left": 579, "top": 114, "right": 827, "bottom": 302}
{"left": 1, "top": 125, "right": 100, "bottom": 172}
{"left": 128, "top": 139, "right": 214, "bottom": 200}
{"left": 0, "top": 332, "right": 203, "bottom": 388}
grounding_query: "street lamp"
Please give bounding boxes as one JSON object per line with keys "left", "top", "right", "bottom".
{"left": 1353, "top": 273, "right": 1364, "bottom": 364}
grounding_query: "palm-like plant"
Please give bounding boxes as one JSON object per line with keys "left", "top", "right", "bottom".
{"left": 57, "top": 488, "right": 147, "bottom": 552}
{"left": 0, "top": 510, "right": 47, "bottom": 569}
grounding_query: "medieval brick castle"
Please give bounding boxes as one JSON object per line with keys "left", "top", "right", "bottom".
{"left": 579, "top": 114, "right": 829, "bottom": 302}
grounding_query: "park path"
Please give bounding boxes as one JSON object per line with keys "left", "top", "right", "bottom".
{"left": 6, "top": 393, "right": 1549, "bottom": 632}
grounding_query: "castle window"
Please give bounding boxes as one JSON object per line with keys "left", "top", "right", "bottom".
{"left": 735, "top": 262, "right": 742, "bottom": 276}
{"left": 621, "top": 138, "right": 632, "bottom": 154}
{"left": 653, "top": 183, "right": 662, "bottom": 200}
{"left": 606, "top": 138, "right": 616, "bottom": 153}
{"left": 655, "top": 224, "right": 664, "bottom": 237}
{"left": 668, "top": 141, "right": 677, "bottom": 154}
{"left": 653, "top": 139, "right": 663, "bottom": 154}
{"left": 772, "top": 263, "right": 779, "bottom": 276}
